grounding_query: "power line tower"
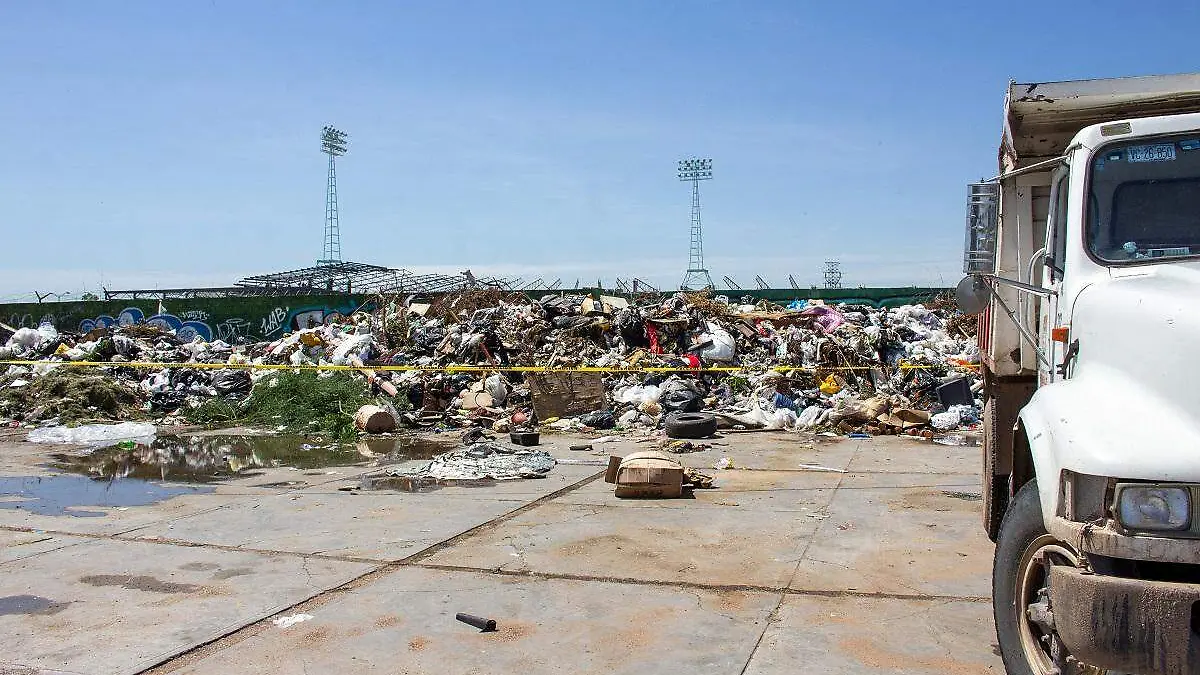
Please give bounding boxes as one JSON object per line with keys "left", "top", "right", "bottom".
{"left": 823, "top": 260, "right": 843, "bottom": 289}
{"left": 678, "top": 158, "right": 714, "bottom": 290}
{"left": 318, "top": 125, "right": 348, "bottom": 265}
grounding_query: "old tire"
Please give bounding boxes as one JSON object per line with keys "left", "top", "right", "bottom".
{"left": 664, "top": 412, "right": 718, "bottom": 439}
{"left": 994, "top": 481, "right": 1093, "bottom": 675}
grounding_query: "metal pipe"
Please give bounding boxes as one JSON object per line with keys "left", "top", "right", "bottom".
{"left": 985, "top": 155, "right": 1066, "bottom": 183}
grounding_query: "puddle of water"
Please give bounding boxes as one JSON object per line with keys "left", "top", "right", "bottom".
{"left": 49, "top": 434, "right": 371, "bottom": 483}
{"left": 0, "top": 475, "right": 214, "bottom": 517}
{"left": 0, "top": 594, "right": 69, "bottom": 616}
{"left": 358, "top": 435, "right": 459, "bottom": 461}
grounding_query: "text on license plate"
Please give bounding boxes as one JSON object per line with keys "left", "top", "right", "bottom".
{"left": 1127, "top": 144, "right": 1177, "bottom": 162}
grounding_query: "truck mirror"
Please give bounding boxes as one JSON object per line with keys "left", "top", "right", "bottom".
{"left": 955, "top": 275, "right": 989, "bottom": 315}
{"left": 963, "top": 182, "right": 1000, "bottom": 275}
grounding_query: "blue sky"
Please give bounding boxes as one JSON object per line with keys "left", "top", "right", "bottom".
{"left": 2, "top": 1, "right": 1198, "bottom": 301}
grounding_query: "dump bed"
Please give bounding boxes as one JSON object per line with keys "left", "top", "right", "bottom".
{"left": 986, "top": 74, "right": 1200, "bottom": 377}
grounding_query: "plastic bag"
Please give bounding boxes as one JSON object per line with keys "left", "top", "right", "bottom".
{"left": 28, "top": 422, "right": 157, "bottom": 446}
{"left": 819, "top": 374, "right": 842, "bottom": 395}
{"left": 764, "top": 408, "right": 798, "bottom": 430}
{"left": 698, "top": 322, "right": 736, "bottom": 362}
{"left": 578, "top": 410, "right": 616, "bottom": 429}
{"left": 796, "top": 405, "right": 823, "bottom": 430}
{"left": 331, "top": 333, "right": 374, "bottom": 365}
{"left": 485, "top": 374, "right": 509, "bottom": 406}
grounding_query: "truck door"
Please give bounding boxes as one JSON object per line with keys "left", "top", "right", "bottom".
{"left": 1039, "top": 165, "right": 1070, "bottom": 385}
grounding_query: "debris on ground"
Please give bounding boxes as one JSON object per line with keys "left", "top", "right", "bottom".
{"left": 27, "top": 421, "right": 157, "bottom": 446}
{"left": 364, "top": 442, "right": 556, "bottom": 483}
{"left": 2, "top": 291, "right": 981, "bottom": 442}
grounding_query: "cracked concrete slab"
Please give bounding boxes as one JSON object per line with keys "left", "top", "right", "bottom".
{"left": 165, "top": 566, "right": 781, "bottom": 675}
{"left": 742, "top": 594, "right": 1000, "bottom": 674}
{"left": 0, "top": 537, "right": 374, "bottom": 675}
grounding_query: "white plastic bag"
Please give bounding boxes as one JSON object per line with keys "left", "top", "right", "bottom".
{"left": 485, "top": 374, "right": 509, "bottom": 406}
{"left": 28, "top": 422, "right": 157, "bottom": 446}
{"left": 699, "top": 322, "right": 736, "bottom": 362}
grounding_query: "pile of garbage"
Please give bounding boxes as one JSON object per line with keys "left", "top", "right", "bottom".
{"left": 1, "top": 290, "right": 981, "bottom": 438}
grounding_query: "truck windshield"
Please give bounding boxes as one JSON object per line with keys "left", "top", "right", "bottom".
{"left": 1087, "top": 134, "right": 1200, "bottom": 263}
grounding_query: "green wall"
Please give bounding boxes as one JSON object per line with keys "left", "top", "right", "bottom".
{"left": 1, "top": 287, "right": 947, "bottom": 340}
{"left": 1, "top": 295, "right": 373, "bottom": 342}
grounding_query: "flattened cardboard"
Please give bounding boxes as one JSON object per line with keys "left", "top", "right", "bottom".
{"left": 526, "top": 371, "right": 605, "bottom": 420}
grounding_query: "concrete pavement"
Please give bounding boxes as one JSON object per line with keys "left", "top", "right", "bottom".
{"left": 0, "top": 430, "right": 1002, "bottom": 674}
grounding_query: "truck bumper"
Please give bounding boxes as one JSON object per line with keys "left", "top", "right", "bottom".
{"left": 1049, "top": 566, "right": 1200, "bottom": 675}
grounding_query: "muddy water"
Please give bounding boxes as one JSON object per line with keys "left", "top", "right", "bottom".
{"left": 48, "top": 433, "right": 457, "bottom": 484}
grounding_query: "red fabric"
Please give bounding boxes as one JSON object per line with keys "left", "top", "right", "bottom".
{"left": 646, "top": 322, "right": 662, "bottom": 354}
{"left": 684, "top": 353, "right": 701, "bottom": 369}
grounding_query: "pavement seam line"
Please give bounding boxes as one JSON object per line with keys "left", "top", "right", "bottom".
{"left": 137, "top": 469, "right": 605, "bottom": 674}
{"left": 409, "top": 563, "right": 990, "bottom": 603}
{"left": 737, "top": 438, "right": 861, "bottom": 675}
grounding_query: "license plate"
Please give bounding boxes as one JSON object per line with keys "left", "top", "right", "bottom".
{"left": 1127, "top": 144, "right": 1176, "bottom": 162}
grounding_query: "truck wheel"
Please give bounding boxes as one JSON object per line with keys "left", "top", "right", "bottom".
{"left": 993, "top": 481, "right": 1100, "bottom": 674}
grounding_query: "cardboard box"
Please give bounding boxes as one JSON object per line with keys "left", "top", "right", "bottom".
{"left": 526, "top": 371, "right": 605, "bottom": 420}
{"left": 608, "top": 451, "right": 684, "bottom": 498}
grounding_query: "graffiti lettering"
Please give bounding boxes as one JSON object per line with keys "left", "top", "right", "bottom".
{"left": 261, "top": 307, "right": 289, "bottom": 337}
{"left": 79, "top": 307, "right": 213, "bottom": 342}
{"left": 177, "top": 310, "right": 210, "bottom": 322}
{"left": 216, "top": 318, "right": 250, "bottom": 342}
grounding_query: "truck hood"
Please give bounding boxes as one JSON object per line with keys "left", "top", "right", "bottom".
{"left": 1029, "top": 264, "right": 1200, "bottom": 481}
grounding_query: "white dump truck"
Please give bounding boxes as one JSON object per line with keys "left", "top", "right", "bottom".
{"left": 959, "top": 74, "right": 1200, "bottom": 674}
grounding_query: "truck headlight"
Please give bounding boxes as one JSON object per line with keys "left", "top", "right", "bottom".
{"left": 1115, "top": 484, "right": 1191, "bottom": 532}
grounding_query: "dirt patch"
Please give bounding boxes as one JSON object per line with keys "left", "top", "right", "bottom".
{"left": 180, "top": 562, "right": 219, "bottom": 571}
{"left": 297, "top": 626, "right": 332, "bottom": 646}
{"left": 374, "top": 614, "right": 403, "bottom": 629}
{"left": 408, "top": 636, "right": 431, "bottom": 651}
{"left": 891, "top": 488, "right": 979, "bottom": 512}
{"left": 839, "top": 636, "right": 993, "bottom": 674}
{"left": 79, "top": 574, "right": 199, "bottom": 594}
{"left": 483, "top": 620, "right": 535, "bottom": 643}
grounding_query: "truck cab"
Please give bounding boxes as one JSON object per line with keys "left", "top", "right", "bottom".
{"left": 961, "top": 75, "right": 1200, "bottom": 675}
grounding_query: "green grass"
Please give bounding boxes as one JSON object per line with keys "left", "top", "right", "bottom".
{"left": 186, "top": 398, "right": 241, "bottom": 425}
{"left": 241, "top": 371, "right": 370, "bottom": 440}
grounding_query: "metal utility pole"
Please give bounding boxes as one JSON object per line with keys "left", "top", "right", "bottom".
{"left": 319, "top": 126, "right": 348, "bottom": 265}
{"left": 678, "top": 158, "right": 714, "bottom": 290}
{"left": 823, "top": 260, "right": 843, "bottom": 289}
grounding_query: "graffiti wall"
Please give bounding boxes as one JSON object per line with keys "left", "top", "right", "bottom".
{"left": 2, "top": 295, "right": 371, "bottom": 342}
{"left": 1, "top": 287, "right": 948, "bottom": 341}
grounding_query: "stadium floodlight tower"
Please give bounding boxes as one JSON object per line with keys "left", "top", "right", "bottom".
{"left": 318, "top": 125, "right": 348, "bottom": 266}
{"left": 678, "top": 157, "right": 714, "bottom": 290}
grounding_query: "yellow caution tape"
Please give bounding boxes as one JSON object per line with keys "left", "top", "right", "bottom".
{"left": 0, "top": 360, "right": 980, "bottom": 374}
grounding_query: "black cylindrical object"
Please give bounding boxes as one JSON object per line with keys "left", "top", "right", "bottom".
{"left": 455, "top": 612, "right": 497, "bottom": 631}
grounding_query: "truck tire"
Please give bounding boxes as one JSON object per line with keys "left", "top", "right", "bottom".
{"left": 993, "top": 481, "right": 1093, "bottom": 675}
{"left": 664, "top": 412, "right": 718, "bottom": 439}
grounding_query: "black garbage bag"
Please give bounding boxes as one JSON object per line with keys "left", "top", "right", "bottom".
{"left": 412, "top": 325, "right": 447, "bottom": 353}
{"left": 577, "top": 410, "right": 616, "bottom": 429}
{"left": 662, "top": 388, "right": 703, "bottom": 413}
{"left": 540, "top": 295, "right": 580, "bottom": 319}
{"left": 149, "top": 390, "right": 187, "bottom": 412}
{"left": 552, "top": 314, "right": 591, "bottom": 330}
{"left": 660, "top": 378, "right": 706, "bottom": 413}
{"left": 211, "top": 370, "right": 252, "bottom": 397}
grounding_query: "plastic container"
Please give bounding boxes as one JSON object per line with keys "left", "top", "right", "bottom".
{"left": 509, "top": 431, "right": 541, "bottom": 446}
